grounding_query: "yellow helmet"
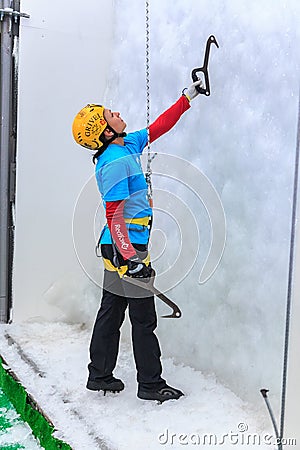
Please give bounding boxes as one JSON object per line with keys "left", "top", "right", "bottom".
{"left": 72, "top": 104, "right": 107, "bottom": 150}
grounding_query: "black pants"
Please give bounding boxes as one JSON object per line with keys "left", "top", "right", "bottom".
{"left": 88, "top": 246, "right": 165, "bottom": 389}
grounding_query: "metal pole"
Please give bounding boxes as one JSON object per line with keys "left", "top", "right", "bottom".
{"left": 260, "top": 389, "right": 281, "bottom": 450}
{"left": 0, "top": 0, "right": 13, "bottom": 323}
{"left": 279, "top": 86, "right": 300, "bottom": 448}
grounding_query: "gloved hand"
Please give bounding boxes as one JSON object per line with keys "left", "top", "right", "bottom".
{"left": 183, "top": 79, "right": 204, "bottom": 101}
{"left": 126, "top": 255, "right": 153, "bottom": 279}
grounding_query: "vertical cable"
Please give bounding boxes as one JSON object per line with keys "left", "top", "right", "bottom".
{"left": 280, "top": 87, "right": 300, "bottom": 444}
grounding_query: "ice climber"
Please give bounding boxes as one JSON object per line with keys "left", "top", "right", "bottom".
{"left": 72, "top": 79, "right": 202, "bottom": 402}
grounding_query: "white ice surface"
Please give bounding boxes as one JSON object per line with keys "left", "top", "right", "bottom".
{"left": 0, "top": 323, "right": 273, "bottom": 450}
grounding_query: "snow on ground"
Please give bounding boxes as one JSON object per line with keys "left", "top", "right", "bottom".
{"left": 0, "top": 322, "right": 273, "bottom": 450}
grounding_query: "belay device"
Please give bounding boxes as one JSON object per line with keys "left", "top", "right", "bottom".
{"left": 191, "top": 35, "right": 219, "bottom": 96}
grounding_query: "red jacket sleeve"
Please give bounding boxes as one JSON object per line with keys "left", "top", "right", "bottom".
{"left": 148, "top": 95, "right": 190, "bottom": 143}
{"left": 106, "top": 200, "right": 136, "bottom": 260}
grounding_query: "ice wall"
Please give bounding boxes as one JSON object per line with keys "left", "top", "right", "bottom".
{"left": 13, "top": 0, "right": 114, "bottom": 322}
{"left": 101, "top": 0, "right": 300, "bottom": 407}
{"left": 13, "top": 0, "right": 300, "bottom": 413}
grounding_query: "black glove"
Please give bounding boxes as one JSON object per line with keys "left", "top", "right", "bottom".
{"left": 126, "top": 255, "right": 153, "bottom": 279}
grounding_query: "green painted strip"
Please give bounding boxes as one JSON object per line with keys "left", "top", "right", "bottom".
{"left": 0, "top": 356, "right": 72, "bottom": 450}
{"left": 0, "top": 387, "right": 26, "bottom": 449}
{"left": 1, "top": 447, "right": 24, "bottom": 450}
{"left": 0, "top": 445, "right": 25, "bottom": 450}
{"left": 0, "top": 388, "right": 16, "bottom": 431}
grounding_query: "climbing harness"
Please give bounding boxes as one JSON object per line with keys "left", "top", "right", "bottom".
{"left": 145, "top": 0, "right": 157, "bottom": 208}
{"left": 191, "top": 35, "right": 219, "bottom": 96}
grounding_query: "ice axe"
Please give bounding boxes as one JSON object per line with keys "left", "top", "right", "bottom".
{"left": 123, "top": 270, "right": 182, "bottom": 319}
{"left": 191, "top": 35, "right": 219, "bottom": 96}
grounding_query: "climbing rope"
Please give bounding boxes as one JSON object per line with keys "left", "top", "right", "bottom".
{"left": 145, "top": 0, "right": 156, "bottom": 207}
{"left": 145, "top": 0, "right": 150, "bottom": 134}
